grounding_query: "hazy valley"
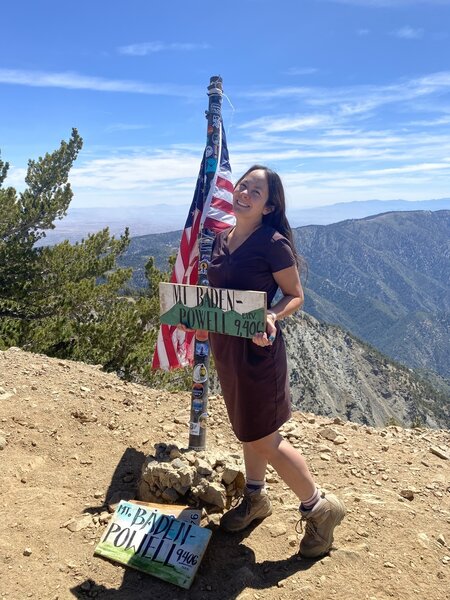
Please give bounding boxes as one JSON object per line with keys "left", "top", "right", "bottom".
{"left": 39, "top": 198, "right": 450, "bottom": 245}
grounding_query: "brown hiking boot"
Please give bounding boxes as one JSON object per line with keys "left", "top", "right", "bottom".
{"left": 220, "top": 488, "right": 272, "bottom": 532}
{"left": 298, "top": 492, "right": 346, "bottom": 558}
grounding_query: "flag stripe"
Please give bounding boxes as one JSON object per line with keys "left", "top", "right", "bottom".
{"left": 204, "top": 216, "right": 233, "bottom": 231}
{"left": 216, "top": 175, "right": 234, "bottom": 194}
{"left": 210, "top": 196, "right": 234, "bottom": 214}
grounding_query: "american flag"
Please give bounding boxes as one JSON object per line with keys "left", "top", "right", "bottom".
{"left": 152, "top": 121, "right": 235, "bottom": 370}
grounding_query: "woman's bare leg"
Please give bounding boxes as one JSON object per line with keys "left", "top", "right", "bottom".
{"left": 242, "top": 442, "right": 268, "bottom": 482}
{"left": 244, "top": 430, "right": 316, "bottom": 501}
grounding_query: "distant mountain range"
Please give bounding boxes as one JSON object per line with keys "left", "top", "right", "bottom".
{"left": 38, "top": 198, "right": 450, "bottom": 245}
{"left": 288, "top": 198, "right": 450, "bottom": 226}
{"left": 296, "top": 210, "right": 450, "bottom": 380}
{"left": 119, "top": 209, "right": 450, "bottom": 384}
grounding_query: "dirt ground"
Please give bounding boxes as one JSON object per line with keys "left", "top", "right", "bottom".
{"left": 1, "top": 347, "right": 449, "bottom": 600}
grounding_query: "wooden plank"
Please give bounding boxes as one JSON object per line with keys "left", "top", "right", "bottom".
{"left": 159, "top": 282, "right": 267, "bottom": 338}
{"left": 95, "top": 500, "right": 211, "bottom": 589}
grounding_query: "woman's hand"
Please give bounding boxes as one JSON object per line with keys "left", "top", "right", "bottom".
{"left": 252, "top": 312, "right": 277, "bottom": 347}
{"left": 176, "top": 324, "right": 208, "bottom": 340}
{"left": 176, "top": 323, "right": 195, "bottom": 333}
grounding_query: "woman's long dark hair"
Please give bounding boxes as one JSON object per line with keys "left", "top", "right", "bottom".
{"left": 236, "top": 165, "right": 304, "bottom": 272}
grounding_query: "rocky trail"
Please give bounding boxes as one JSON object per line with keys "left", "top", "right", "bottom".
{"left": 1, "top": 347, "right": 449, "bottom": 600}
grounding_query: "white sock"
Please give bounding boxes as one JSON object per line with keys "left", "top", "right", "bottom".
{"left": 300, "top": 488, "right": 321, "bottom": 511}
{"left": 245, "top": 478, "right": 265, "bottom": 493}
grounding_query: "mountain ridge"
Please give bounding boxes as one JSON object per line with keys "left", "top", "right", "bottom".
{"left": 120, "top": 209, "right": 450, "bottom": 382}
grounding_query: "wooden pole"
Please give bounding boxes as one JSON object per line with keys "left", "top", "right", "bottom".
{"left": 188, "top": 76, "right": 224, "bottom": 450}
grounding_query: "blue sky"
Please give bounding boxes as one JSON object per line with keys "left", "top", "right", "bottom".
{"left": 1, "top": 0, "right": 450, "bottom": 210}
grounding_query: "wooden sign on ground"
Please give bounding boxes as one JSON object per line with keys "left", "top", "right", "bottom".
{"left": 159, "top": 282, "right": 267, "bottom": 338}
{"left": 94, "top": 500, "right": 210, "bottom": 589}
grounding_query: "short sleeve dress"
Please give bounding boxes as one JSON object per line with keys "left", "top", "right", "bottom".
{"left": 208, "top": 224, "right": 296, "bottom": 442}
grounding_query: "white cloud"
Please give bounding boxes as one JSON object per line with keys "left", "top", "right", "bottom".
{"left": 408, "top": 116, "right": 450, "bottom": 126}
{"left": 357, "top": 28, "right": 370, "bottom": 35}
{"left": 417, "top": 71, "right": 450, "bottom": 87}
{"left": 118, "top": 41, "right": 210, "bottom": 56}
{"left": 239, "top": 114, "right": 331, "bottom": 132}
{"left": 241, "top": 86, "right": 313, "bottom": 99}
{"left": 241, "top": 71, "right": 450, "bottom": 121}
{"left": 364, "top": 160, "right": 450, "bottom": 175}
{"left": 64, "top": 68, "right": 450, "bottom": 206}
{"left": 48, "top": 131, "right": 450, "bottom": 209}
{"left": 279, "top": 169, "right": 450, "bottom": 207}
{"left": 4, "top": 166, "right": 27, "bottom": 188}
{"left": 5, "top": 66, "right": 450, "bottom": 209}
{"left": 392, "top": 26, "right": 424, "bottom": 39}
{"left": 10, "top": 67, "right": 448, "bottom": 122}
{"left": 69, "top": 152, "right": 201, "bottom": 192}
{"left": 0, "top": 68, "right": 198, "bottom": 97}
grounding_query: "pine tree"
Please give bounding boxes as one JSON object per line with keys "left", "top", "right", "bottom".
{"left": 0, "top": 131, "right": 194, "bottom": 388}
{"left": 0, "top": 128, "right": 83, "bottom": 323}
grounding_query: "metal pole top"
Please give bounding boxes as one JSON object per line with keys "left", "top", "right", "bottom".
{"left": 207, "top": 75, "right": 223, "bottom": 96}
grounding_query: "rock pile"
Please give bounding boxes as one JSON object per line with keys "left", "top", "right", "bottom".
{"left": 138, "top": 442, "right": 245, "bottom": 511}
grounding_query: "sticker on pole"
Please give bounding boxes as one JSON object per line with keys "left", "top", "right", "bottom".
{"left": 159, "top": 283, "right": 266, "bottom": 338}
{"left": 193, "top": 363, "right": 208, "bottom": 383}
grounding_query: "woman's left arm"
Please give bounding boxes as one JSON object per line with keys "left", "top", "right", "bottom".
{"left": 252, "top": 265, "right": 304, "bottom": 346}
{"left": 271, "top": 264, "right": 304, "bottom": 319}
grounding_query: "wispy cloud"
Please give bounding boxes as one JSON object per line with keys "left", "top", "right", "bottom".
{"left": 239, "top": 114, "right": 331, "bottom": 132}
{"left": 7, "top": 65, "right": 450, "bottom": 208}
{"left": 231, "top": 66, "right": 450, "bottom": 205}
{"left": 70, "top": 152, "right": 201, "bottom": 191}
{"left": 392, "top": 26, "right": 424, "bottom": 39}
{"left": 240, "top": 86, "right": 314, "bottom": 99}
{"left": 0, "top": 68, "right": 198, "bottom": 97}
{"left": 408, "top": 116, "right": 450, "bottom": 126}
{"left": 282, "top": 157, "right": 450, "bottom": 198}
{"left": 118, "top": 41, "right": 210, "bottom": 56}
{"left": 241, "top": 71, "right": 450, "bottom": 119}
{"left": 357, "top": 28, "right": 370, "bottom": 35}
{"left": 3, "top": 166, "right": 27, "bottom": 188}
{"left": 364, "top": 160, "right": 450, "bottom": 175}
{"left": 284, "top": 67, "right": 318, "bottom": 76}
{"left": 44, "top": 127, "right": 450, "bottom": 208}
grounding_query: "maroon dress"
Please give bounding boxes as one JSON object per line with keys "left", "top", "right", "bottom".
{"left": 208, "top": 225, "right": 296, "bottom": 442}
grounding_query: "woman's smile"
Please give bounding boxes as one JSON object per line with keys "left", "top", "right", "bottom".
{"left": 236, "top": 199, "right": 250, "bottom": 208}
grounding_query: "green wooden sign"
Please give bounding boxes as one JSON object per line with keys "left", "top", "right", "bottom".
{"left": 159, "top": 282, "right": 267, "bottom": 338}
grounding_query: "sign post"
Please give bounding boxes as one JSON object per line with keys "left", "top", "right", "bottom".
{"left": 188, "top": 77, "right": 224, "bottom": 450}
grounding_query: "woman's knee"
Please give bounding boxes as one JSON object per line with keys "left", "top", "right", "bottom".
{"left": 244, "top": 431, "right": 283, "bottom": 459}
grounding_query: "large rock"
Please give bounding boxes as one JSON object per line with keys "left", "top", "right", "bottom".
{"left": 138, "top": 443, "right": 245, "bottom": 511}
{"left": 193, "top": 481, "right": 225, "bottom": 510}
{"left": 319, "top": 427, "right": 341, "bottom": 442}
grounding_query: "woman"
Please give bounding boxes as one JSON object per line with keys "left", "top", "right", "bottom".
{"left": 185, "top": 165, "right": 345, "bottom": 558}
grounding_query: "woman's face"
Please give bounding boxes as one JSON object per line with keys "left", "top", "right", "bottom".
{"left": 233, "top": 169, "right": 271, "bottom": 221}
